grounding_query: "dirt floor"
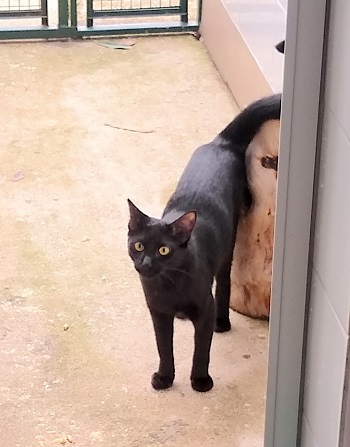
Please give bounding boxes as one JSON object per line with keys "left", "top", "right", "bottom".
{"left": 0, "top": 35, "right": 268, "bottom": 447}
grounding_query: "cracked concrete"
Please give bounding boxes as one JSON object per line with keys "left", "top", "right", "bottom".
{"left": 0, "top": 35, "right": 268, "bottom": 447}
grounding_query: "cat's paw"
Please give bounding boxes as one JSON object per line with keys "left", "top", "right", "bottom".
{"left": 151, "top": 372, "right": 174, "bottom": 390}
{"left": 215, "top": 317, "right": 231, "bottom": 333}
{"left": 191, "top": 375, "right": 214, "bottom": 392}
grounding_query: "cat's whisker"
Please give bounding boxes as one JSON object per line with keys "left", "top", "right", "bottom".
{"left": 160, "top": 272, "right": 177, "bottom": 289}
{"left": 165, "top": 267, "right": 194, "bottom": 279}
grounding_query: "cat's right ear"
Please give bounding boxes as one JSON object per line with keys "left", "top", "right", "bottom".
{"left": 170, "top": 211, "right": 197, "bottom": 244}
{"left": 127, "top": 199, "right": 150, "bottom": 233}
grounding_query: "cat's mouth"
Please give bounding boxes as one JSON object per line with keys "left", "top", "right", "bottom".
{"left": 136, "top": 266, "right": 159, "bottom": 279}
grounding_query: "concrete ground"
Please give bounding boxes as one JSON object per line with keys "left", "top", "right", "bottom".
{"left": 0, "top": 36, "right": 268, "bottom": 447}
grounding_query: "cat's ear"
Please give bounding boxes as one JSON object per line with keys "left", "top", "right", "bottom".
{"left": 170, "top": 211, "right": 197, "bottom": 243}
{"left": 127, "top": 199, "right": 150, "bottom": 232}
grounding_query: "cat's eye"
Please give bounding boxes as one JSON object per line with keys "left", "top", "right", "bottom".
{"left": 159, "top": 246, "right": 170, "bottom": 256}
{"left": 134, "top": 242, "right": 144, "bottom": 252}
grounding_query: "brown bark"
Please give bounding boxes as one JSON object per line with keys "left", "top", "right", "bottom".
{"left": 230, "top": 120, "right": 280, "bottom": 319}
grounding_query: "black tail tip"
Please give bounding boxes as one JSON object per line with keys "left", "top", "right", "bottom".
{"left": 275, "top": 40, "right": 285, "bottom": 54}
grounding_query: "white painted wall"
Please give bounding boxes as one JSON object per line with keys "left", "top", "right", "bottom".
{"left": 221, "top": 0, "right": 286, "bottom": 92}
{"left": 300, "top": 1, "right": 350, "bottom": 446}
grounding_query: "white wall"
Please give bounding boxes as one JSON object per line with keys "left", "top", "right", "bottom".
{"left": 200, "top": 0, "right": 286, "bottom": 108}
{"left": 222, "top": 0, "right": 286, "bottom": 92}
{"left": 300, "top": 1, "right": 350, "bottom": 446}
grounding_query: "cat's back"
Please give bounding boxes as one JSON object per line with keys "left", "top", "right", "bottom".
{"left": 164, "top": 137, "right": 245, "bottom": 214}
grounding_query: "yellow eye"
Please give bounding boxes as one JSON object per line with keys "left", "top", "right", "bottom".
{"left": 134, "top": 242, "right": 144, "bottom": 252}
{"left": 159, "top": 246, "right": 170, "bottom": 256}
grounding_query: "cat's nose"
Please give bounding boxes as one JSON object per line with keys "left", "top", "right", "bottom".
{"left": 142, "top": 256, "right": 152, "bottom": 268}
{"left": 138, "top": 256, "right": 156, "bottom": 278}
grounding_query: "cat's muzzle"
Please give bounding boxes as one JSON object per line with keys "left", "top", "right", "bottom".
{"left": 136, "top": 261, "right": 159, "bottom": 278}
{"left": 137, "top": 267, "right": 158, "bottom": 278}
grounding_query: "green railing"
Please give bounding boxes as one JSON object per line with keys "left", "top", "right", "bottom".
{"left": 0, "top": 0, "right": 48, "bottom": 25}
{"left": 0, "top": 0, "right": 200, "bottom": 40}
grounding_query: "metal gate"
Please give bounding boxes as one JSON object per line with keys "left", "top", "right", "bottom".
{"left": 0, "top": 0, "right": 200, "bottom": 40}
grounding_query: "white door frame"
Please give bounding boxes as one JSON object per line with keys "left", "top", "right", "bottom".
{"left": 264, "top": 0, "right": 329, "bottom": 445}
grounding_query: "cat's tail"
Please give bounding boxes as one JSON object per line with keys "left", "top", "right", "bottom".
{"left": 219, "top": 93, "right": 281, "bottom": 154}
{"left": 275, "top": 40, "right": 285, "bottom": 54}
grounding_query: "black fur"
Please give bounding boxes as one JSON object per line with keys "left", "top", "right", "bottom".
{"left": 127, "top": 94, "right": 281, "bottom": 392}
{"left": 275, "top": 40, "right": 285, "bottom": 54}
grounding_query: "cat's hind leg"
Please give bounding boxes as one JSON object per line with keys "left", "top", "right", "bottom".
{"left": 215, "top": 260, "right": 232, "bottom": 333}
{"left": 149, "top": 310, "right": 175, "bottom": 390}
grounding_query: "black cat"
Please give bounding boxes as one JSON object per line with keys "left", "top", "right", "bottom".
{"left": 127, "top": 94, "right": 281, "bottom": 392}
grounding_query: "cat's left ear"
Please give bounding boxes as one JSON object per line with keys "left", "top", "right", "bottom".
{"left": 127, "top": 199, "right": 150, "bottom": 233}
{"left": 170, "top": 211, "right": 197, "bottom": 243}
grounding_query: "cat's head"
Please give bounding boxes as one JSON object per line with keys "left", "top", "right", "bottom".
{"left": 127, "top": 199, "right": 197, "bottom": 279}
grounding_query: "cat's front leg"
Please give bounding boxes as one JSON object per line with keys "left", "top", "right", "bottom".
{"left": 190, "top": 297, "right": 215, "bottom": 392}
{"left": 149, "top": 310, "right": 175, "bottom": 390}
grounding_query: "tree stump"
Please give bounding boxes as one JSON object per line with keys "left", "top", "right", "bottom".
{"left": 230, "top": 119, "right": 280, "bottom": 319}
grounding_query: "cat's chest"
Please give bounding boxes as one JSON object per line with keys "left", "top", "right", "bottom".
{"left": 141, "top": 279, "right": 198, "bottom": 316}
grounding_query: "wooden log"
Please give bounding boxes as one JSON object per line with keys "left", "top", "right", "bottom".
{"left": 230, "top": 119, "right": 280, "bottom": 319}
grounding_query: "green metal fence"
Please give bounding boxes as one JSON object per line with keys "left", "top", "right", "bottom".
{"left": 0, "top": 0, "right": 200, "bottom": 40}
{"left": 0, "top": 0, "right": 48, "bottom": 24}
